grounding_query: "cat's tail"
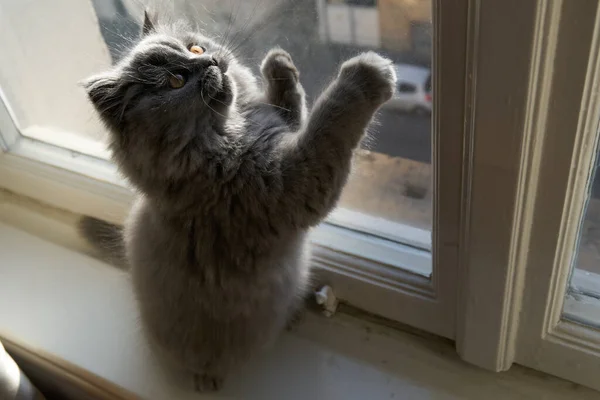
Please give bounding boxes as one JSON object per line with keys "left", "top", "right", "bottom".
{"left": 78, "top": 216, "right": 128, "bottom": 269}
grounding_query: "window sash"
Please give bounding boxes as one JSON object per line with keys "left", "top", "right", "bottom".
{"left": 458, "top": 0, "right": 600, "bottom": 391}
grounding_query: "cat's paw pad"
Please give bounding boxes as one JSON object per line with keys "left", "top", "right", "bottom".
{"left": 339, "top": 52, "right": 397, "bottom": 104}
{"left": 194, "top": 373, "right": 224, "bottom": 392}
{"left": 261, "top": 48, "right": 299, "bottom": 85}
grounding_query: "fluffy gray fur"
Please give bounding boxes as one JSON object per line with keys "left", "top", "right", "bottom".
{"left": 80, "top": 13, "right": 396, "bottom": 391}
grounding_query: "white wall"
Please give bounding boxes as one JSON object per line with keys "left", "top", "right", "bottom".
{"left": 0, "top": 0, "right": 112, "bottom": 141}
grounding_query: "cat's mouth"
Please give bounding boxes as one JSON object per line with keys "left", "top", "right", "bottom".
{"left": 201, "top": 66, "right": 226, "bottom": 99}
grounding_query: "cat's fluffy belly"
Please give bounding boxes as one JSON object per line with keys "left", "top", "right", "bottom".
{"left": 126, "top": 196, "right": 311, "bottom": 377}
{"left": 80, "top": 12, "right": 395, "bottom": 392}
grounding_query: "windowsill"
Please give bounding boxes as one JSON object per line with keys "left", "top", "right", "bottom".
{"left": 0, "top": 222, "right": 597, "bottom": 399}
{"left": 21, "top": 125, "right": 111, "bottom": 161}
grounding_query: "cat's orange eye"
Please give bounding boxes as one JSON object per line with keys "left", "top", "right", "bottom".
{"left": 168, "top": 74, "right": 186, "bottom": 89}
{"left": 189, "top": 45, "right": 205, "bottom": 55}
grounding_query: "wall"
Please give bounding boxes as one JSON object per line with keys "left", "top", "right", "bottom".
{"left": 0, "top": 0, "right": 112, "bottom": 141}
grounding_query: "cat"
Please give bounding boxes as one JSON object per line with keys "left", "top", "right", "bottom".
{"left": 80, "top": 12, "right": 396, "bottom": 391}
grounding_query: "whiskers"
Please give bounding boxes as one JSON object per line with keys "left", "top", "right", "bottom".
{"left": 256, "top": 102, "right": 291, "bottom": 112}
{"left": 200, "top": 89, "right": 228, "bottom": 120}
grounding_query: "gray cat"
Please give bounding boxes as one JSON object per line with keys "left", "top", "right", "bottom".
{"left": 80, "top": 13, "right": 396, "bottom": 391}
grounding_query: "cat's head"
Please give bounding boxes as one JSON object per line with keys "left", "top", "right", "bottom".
{"left": 83, "top": 13, "right": 245, "bottom": 190}
{"left": 85, "top": 13, "right": 239, "bottom": 129}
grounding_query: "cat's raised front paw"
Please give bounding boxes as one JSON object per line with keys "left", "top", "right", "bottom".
{"left": 339, "top": 52, "right": 397, "bottom": 105}
{"left": 260, "top": 48, "right": 299, "bottom": 85}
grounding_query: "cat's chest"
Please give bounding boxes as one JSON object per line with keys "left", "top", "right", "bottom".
{"left": 243, "top": 104, "right": 289, "bottom": 137}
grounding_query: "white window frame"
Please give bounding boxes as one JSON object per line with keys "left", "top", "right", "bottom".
{"left": 0, "top": 0, "right": 469, "bottom": 340}
{"left": 456, "top": 0, "right": 548, "bottom": 370}
{"left": 458, "top": 0, "right": 600, "bottom": 391}
{"left": 515, "top": 0, "right": 600, "bottom": 389}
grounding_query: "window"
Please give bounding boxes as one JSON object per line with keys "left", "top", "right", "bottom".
{"left": 510, "top": 1, "right": 600, "bottom": 385}
{"left": 1, "top": 0, "right": 436, "bottom": 246}
{"left": 13, "top": 0, "right": 600, "bottom": 393}
{"left": 0, "top": 0, "right": 113, "bottom": 159}
{"left": 0, "top": 0, "right": 467, "bottom": 340}
{"left": 567, "top": 142, "right": 600, "bottom": 327}
{"left": 456, "top": 0, "right": 600, "bottom": 392}
{"left": 8, "top": 0, "right": 600, "bottom": 393}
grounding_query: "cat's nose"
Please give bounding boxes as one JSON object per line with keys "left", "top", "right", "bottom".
{"left": 193, "top": 55, "right": 219, "bottom": 70}
{"left": 213, "top": 56, "right": 229, "bottom": 73}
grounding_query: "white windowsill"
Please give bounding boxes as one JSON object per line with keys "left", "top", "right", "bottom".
{"left": 21, "top": 125, "right": 112, "bottom": 161}
{"left": 0, "top": 222, "right": 596, "bottom": 399}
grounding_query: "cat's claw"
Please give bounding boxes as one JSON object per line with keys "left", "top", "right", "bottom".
{"left": 193, "top": 373, "right": 224, "bottom": 392}
{"left": 339, "top": 51, "right": 397, "bottom": 105}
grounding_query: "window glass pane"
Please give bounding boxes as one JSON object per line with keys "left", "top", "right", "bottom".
{"left": 0, "top": 0, "right": 433, "bottom": 245}
{"left": 0, "top": 0, "right": 115, "bottom": 157}
{"left": 565, "top": 126, "right": 600, "bottom": 326}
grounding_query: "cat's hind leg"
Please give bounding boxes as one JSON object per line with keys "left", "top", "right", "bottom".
{"left": 260, "top": 48, "right": 307, "bottom": 130}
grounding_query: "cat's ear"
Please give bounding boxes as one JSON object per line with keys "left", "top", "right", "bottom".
{"left": 142, "top": 10, "right": 156, "bottom": 36}
{"left": 81, "top": 72, "right": 122, "bottom": 124}
{"left": 82, "top": 72, "right": 118, "bottom": 107}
